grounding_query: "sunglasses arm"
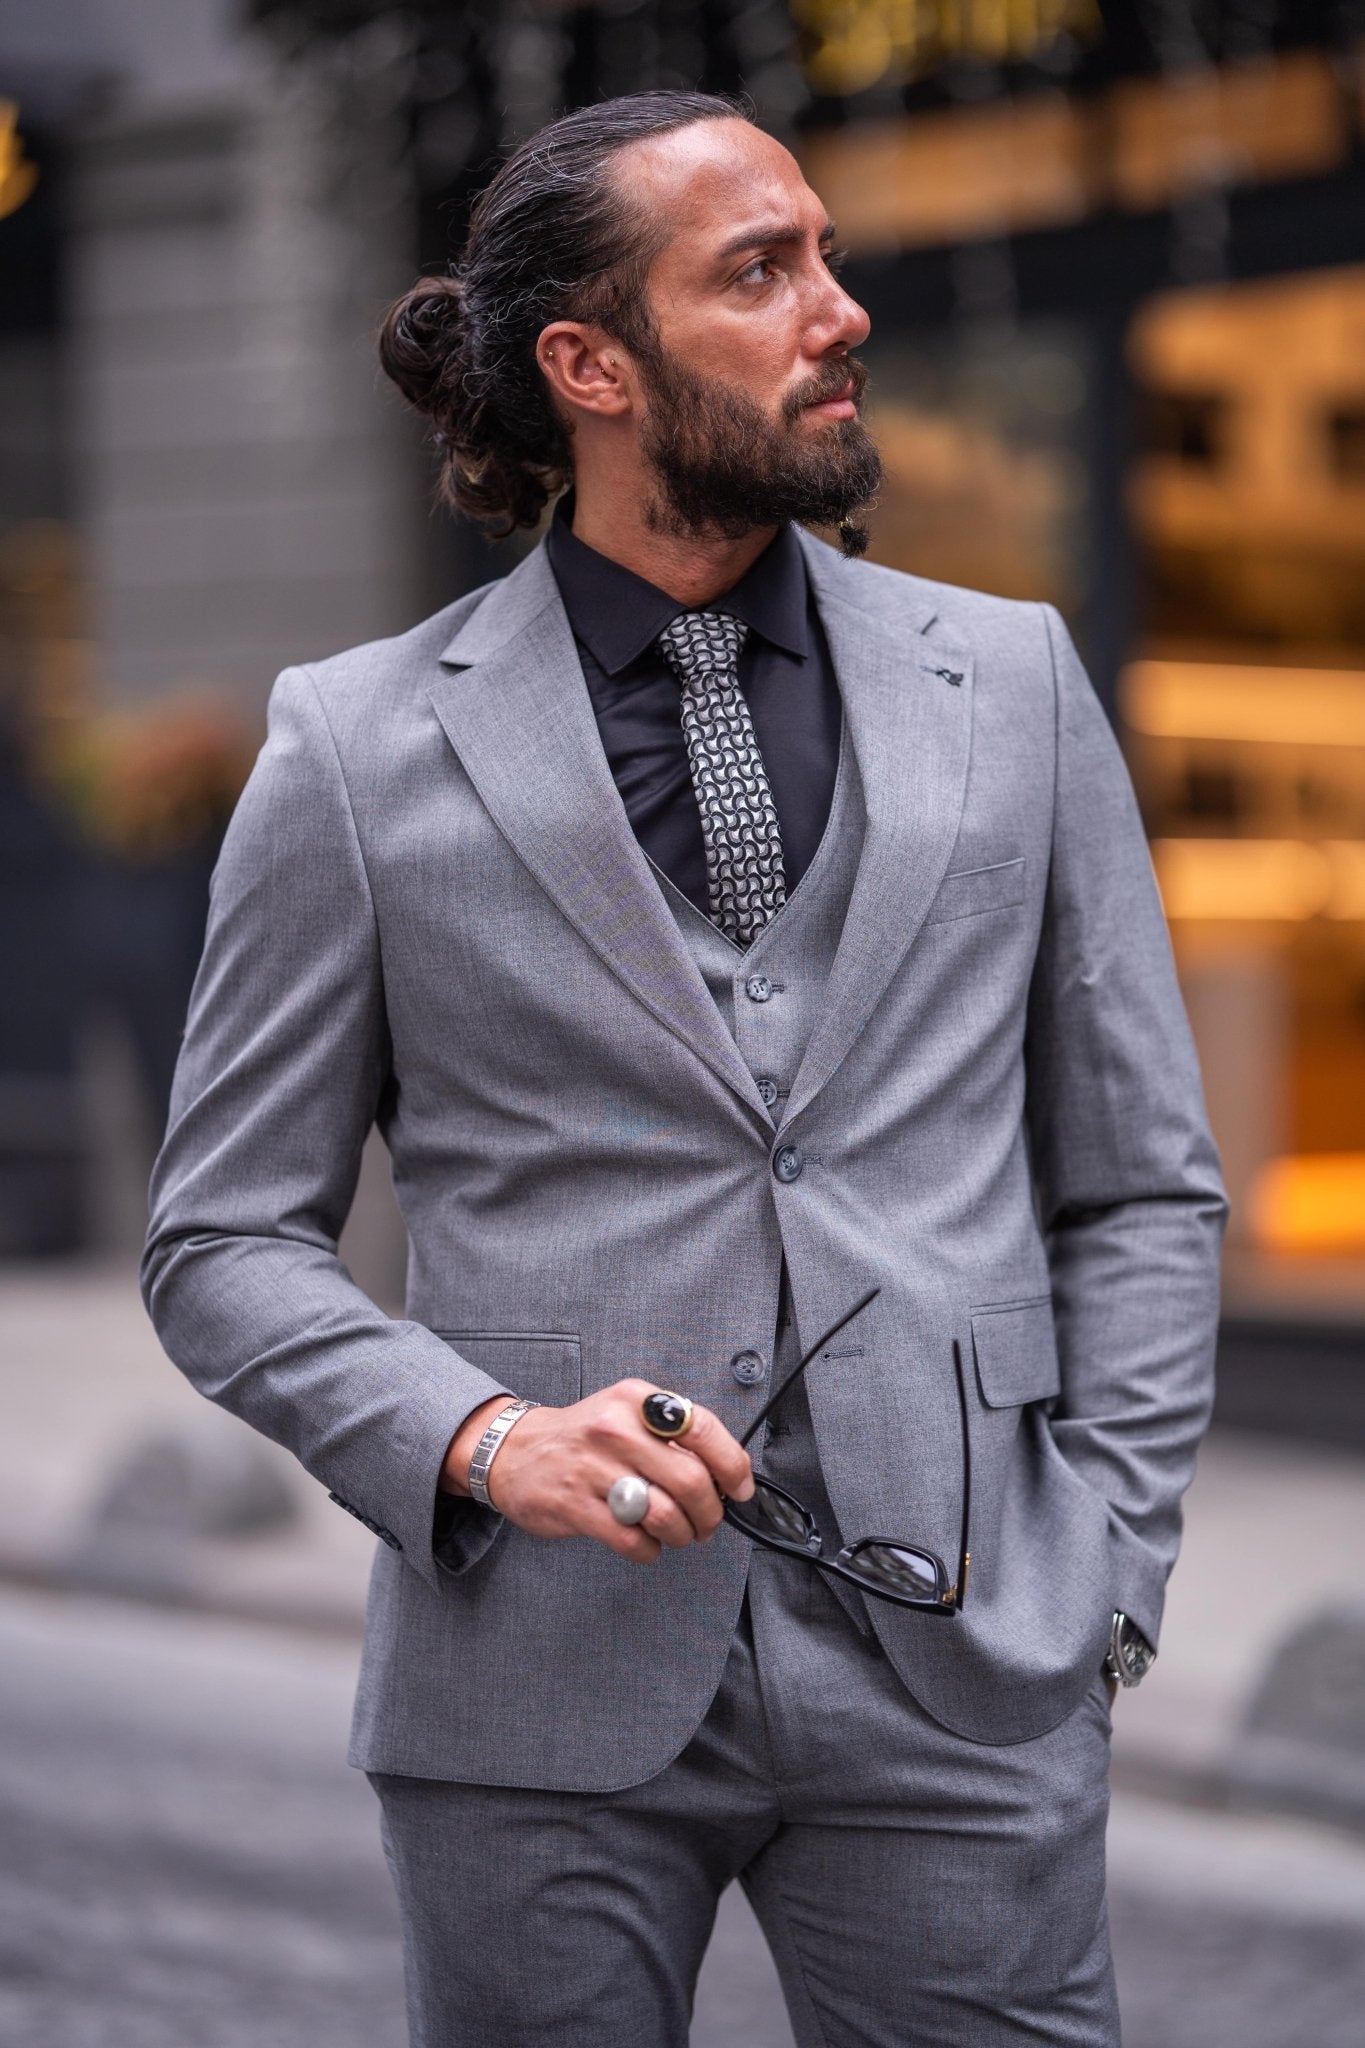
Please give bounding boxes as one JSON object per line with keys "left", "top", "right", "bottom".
{"left": 948, "top": 1337, "right": 972, "bottom": 1609}
{"left": 735, "top": 1286, "right": 882, "bottom": 1455}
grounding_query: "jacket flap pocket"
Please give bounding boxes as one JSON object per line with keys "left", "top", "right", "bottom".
{"left": 926, "top": 856, "right": 1025, "bottom": 925}
{"left": 971, "top": 1298, "right": 1060, "bottom": 1408}
{"left": 434, "top": 1331, "right": 582, "bottom": 1405}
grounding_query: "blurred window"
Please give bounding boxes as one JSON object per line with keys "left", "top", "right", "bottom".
{"left": 1326, "top": 408, "right": 1365, "bottom": 484}
{"left": 1145, "top": 390, "right": 1230, "bottom": 468}
{"left": 1124, "top": 269, "right": 1365, "bottom": 1299}
{"left": 858, "top": 323, "right": 1091, "bottom": 623}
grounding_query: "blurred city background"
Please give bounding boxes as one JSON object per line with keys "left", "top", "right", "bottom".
{"left": 2, "top": 3, "right": 1365, "bottom": 2044}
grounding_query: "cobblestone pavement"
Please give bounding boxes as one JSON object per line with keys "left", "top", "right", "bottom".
{"left": 3, "top": 1587, "right": 1364, "bottom": 2048}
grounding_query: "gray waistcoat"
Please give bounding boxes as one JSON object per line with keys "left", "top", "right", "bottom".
{"left": 651, "top": 724, "right": 872, "bottom": 1626}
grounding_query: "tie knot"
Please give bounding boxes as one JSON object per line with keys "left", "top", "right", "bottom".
{"left": 656, "top": 610, "right": 748, "bottom": 685}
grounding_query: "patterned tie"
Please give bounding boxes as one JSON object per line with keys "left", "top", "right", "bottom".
{"left": 657, "top": 610, "right": 787, "bottom": 949}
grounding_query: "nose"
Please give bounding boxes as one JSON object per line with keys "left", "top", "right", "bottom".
{"left": 807, "top": 267, "right": 870, "bottom": 358}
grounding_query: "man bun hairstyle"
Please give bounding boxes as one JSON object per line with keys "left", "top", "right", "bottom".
{"left": 379, "top": 90, "right": 746, "bottom": 536}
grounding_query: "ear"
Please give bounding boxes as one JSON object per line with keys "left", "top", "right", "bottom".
{"left": 536, "top": 321, "right": 636, "bottom": 420}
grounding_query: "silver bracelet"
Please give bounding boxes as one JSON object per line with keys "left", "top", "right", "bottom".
{"left": 466, "top": 1399, "right": 540, "bottom": 1509}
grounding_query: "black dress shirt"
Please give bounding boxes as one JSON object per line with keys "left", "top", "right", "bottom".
{"left": 544, "top": 500, "right": 843, "bottom": 924}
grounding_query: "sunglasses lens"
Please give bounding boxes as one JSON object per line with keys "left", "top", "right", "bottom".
{"left": 729, "top": 1481, "right": 817, "bottom": 1549}
{"left": 847, "top": 1542, "right": 943, "bottom": 1602}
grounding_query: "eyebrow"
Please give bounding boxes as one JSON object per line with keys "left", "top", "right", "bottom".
{"left": 713, "top": 218, "right": 838, "bottom": 264}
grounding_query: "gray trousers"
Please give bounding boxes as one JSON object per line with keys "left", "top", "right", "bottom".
{"left": 371, "top": 1543, "right": 1119, "bottom": 2048}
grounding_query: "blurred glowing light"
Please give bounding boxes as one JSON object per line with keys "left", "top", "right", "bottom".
{"left": 0, "top": 103, "right": 38, "bottom": 223}
{"left": 1152, "top": 839, "right": 1332, "bottom": 921}
{"left": 1250, "top": 1154, "right": 1365, "bottom": 1255}
{"left": 1325, "top": 839, "right": 1365, "bottom": 921}
{"left": 1124, "top": 661, "right": 1365, "bottom": 747}
{"left": 1152, "top": 838, "right": 1365, "bottom": 921}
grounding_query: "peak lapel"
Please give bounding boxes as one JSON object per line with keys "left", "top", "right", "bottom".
{"left": 428, "top": 548, "right": 768, "bottom": 1122}
{"left": 783, "top": 541, "right": 974, "bottom": 1127}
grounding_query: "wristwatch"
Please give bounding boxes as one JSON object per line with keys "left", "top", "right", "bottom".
{"left": 1104, "top": 1611, "right": 1156, "bottom": 1689}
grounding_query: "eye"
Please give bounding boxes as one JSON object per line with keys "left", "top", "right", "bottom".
{"left": 824, "top": 246, "right": 850, "bottom": 278}
{"left": 737, "top": 257, "right": 778, "bottom": 286}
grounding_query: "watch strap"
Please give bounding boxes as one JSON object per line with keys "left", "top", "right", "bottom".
{"left": 1104, "top": 1610, "right": 1157, "bottom": 1688}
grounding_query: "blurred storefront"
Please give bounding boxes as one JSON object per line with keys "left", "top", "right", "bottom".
{"left": 789, "top": 1, "right": 1365, "bottom": 1436}
{"left": 3, "top": 1, "right": 1365, "bottom": 1428}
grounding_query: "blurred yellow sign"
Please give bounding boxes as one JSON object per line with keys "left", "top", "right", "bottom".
{"left": 795, "top": 0, "right": 1100, "bottom": 97}
{"left": 803, "top": 50, "right": 1348, "bottom": 255}
{"left": 0, "top": 102, "right": 38, "bottom": 222}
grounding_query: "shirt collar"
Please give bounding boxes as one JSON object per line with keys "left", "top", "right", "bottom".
{"left": 544, "top": 494, "right": 811, "bottom": 677}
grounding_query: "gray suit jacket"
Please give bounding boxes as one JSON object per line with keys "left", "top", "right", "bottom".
{"left": 142, "top": 529, "right": 1227, "bottom": 1787}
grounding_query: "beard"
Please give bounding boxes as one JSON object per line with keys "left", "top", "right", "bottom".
{"left": 636, "top": 347, "right": 881, "bottom": 558}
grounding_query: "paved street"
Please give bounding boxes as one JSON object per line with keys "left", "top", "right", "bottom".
{"left": 3, "top": 1584, "right": 1365, "bottom": 2048}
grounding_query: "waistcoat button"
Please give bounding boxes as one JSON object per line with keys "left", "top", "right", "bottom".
{"left": 745, "top": 974, "right": 772, "bottom": 1003}
{"left": 773, "top": 1144, "right": 803, "bottom": 1183}
{"left": 756, "top": 1076, "right": 779, "bottom": 1107}
{"left": 730, "top": 1349, "right": 766, "bottom": 1386}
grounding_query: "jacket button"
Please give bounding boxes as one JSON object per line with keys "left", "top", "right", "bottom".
{"left": 730, "top": 1349, "right": 767, "bottom": 1386}
{"left": 745, "top": 974, "right": 773, "bottom": 1003}
{"left": 773, "top": 1144, "right": 803, "bottom": 1183}
{"left": 756, "top": 1076, "right": 779, "bottom": 1107}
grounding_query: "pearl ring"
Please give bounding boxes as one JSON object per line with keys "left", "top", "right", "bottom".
{"left": 607, "top": 1475, "right": 651, "bottom": 1526}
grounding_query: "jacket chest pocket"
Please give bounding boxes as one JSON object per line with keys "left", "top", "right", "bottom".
{"left": 970, "top": 1297, "right": 1060, "bottom": 1407}
{"left": 926, "top": 856, "right": 1026, "bottom": 925}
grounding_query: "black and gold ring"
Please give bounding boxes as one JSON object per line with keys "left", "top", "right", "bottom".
{"left": 641, "top": 1391, "right": 694, "bottom": 1440}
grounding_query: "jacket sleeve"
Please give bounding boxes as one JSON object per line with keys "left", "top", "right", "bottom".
{"left": 141, "top": 665, "right": 513, "bottom": 1591}
{"left": 1024, "top": 606, "right": 1229, "bottom": 1649}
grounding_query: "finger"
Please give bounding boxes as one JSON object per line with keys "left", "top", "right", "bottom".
{"left": 584, "top": 1502, "right": 663, "bottom": 1563}
{"left": 672, "top": 1405, "right": 754, "bottom": 1501}
{"left": 608, "top": 1384, "right": 754, "bottom": 1500}
{"left": 602, "top": 1435, "right": 725, "bottom": 1540}
{"left": 643, "top": 1442, "right": 726, "bottom": 1539}
{"left": 639, "top": 1482, "right": 697, "bottom": 1550}
{"left": 585, "top": 1405, "right": 721, "bottom": 1538}
{"left": 588, "top": 1393, "right": 749, "bottom": 1528}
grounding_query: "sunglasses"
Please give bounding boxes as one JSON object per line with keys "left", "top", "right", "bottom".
{"left": 722, "top": 1287, "right": 971, "bottom": 1614}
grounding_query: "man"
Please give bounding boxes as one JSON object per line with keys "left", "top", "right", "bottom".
{"left": 143, "top": 90, "right": 1226, "bottom": 2047}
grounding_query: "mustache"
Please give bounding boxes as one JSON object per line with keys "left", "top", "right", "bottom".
{"left": 783, "top": 357, "right": 868, "bottom": 423}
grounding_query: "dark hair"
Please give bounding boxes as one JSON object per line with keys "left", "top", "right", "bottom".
{"left": 379, "top": 91, "right": 747, "bottom": 535}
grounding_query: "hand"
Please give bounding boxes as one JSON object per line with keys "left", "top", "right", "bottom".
{"left": 441, "top": 1383, "right": 755, "bottom": 1563}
